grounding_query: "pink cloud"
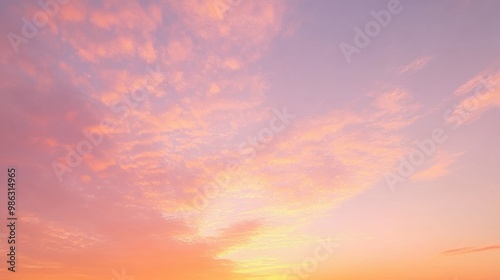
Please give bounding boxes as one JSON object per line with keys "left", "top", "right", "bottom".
{"left": 399, "top": 55, "right": 434, "bottom": 75}
{"left": 412, "top": 150, "right": 463, "bottom": 181}
{"left": 446, "top": 70, "right": 500, "bottom": 127}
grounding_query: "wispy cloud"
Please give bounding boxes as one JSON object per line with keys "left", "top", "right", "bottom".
{"left": 412, "top": 150, "right": 463, "bottom": 181}
{"left": 1, "top": 0, "right": 500, "bottom": 279}
{"left": 399, "top": 55, "right": 434, "bottom": 75}
{"left": 442, "top": 245, "right": 500, "bottom": 256}
{"left": 446, "top": 70, "right": 500, "bottom": 127}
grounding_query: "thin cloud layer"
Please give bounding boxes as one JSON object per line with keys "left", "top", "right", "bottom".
{"left": 1, "top": 1, "right": 500, "bottom": 279}
{"left": 442, "top": 245, "right": 500, "bottom": 256}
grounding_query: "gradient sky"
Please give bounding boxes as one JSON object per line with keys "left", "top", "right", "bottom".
{"left": 1, "top": 0, "right": 500, "bottom": 279}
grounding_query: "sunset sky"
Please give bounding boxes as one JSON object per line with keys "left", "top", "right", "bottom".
{"left": 1, "top": 0, "right": 500, "bottom": 279}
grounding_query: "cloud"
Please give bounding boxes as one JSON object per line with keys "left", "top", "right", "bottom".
{"left": 445, "top": 70, "right": 500, "bottom": 126}
{"left": 442, "top": 245, "right": 500, "bottom": 256}
{"left": 412, "top": 150, "right": 463, "bottom": 181}
{"left": 165, "top": 37, "right": 193, "bottom": 63}
{"left": 178, "top": 88, "right": 424, "bottom": 274}
{"left": 370, "top": 88, "right": 422, "bottom": 130}
{"left": 4, "top": 0, "right": 494, "bottom": 279}
{"left": 166, "top": 0, "right": 287, "bottom": 63}
{"left": 59, "top": 1, "right": 87, "bottom": 22}
{"left": 0, "top": 0, "right": 289, "bottom": 278}
{"left": 399, "top": 55, "right": 434, "bottom": 75}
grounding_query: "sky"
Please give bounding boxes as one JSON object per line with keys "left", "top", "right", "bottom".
{"left": 0, "top": 0, "right": 500, "bottom": 279}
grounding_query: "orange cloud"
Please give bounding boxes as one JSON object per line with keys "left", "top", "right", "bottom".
{"left": 165, "top": 38, "right": 193, "bottom": 63}
{"left": 59, "top": 1, "right": 87, "bottom": 22}
{"left": 442, "top": 245, "right": 500, "bottom": 256}
{"left": 446, "top": 70, "right": 500, "bottom": 126}
{"left": 412, "top": 150, "right": 463, "bottom": 181}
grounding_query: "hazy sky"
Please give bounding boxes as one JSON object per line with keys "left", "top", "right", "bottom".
{"left": 1, "top": 0, "right": 500, "bottom": 279}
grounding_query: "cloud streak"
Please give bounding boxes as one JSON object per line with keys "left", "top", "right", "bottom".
{"left": 442, "top": 245, "right": 500, "bottom": 256}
